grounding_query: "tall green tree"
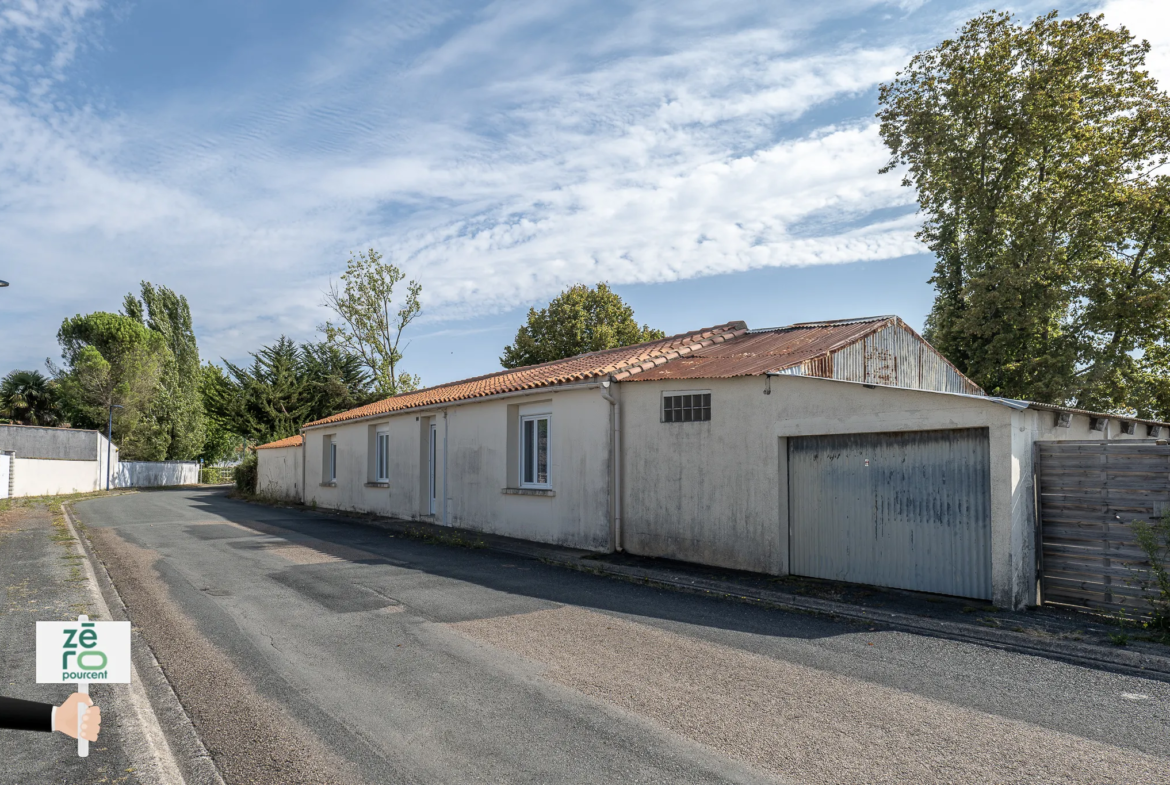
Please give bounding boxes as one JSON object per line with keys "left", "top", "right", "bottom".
{"left": 501, "top": 282, "right": 666, "bottom": 369}
{"left": 199, "top": 364, "right": 246, "bottom": 465}
{"left": 205, "top": 338, "right": 374, "bottom": 445}
{"left": 878, "top": 11, "right": 1170, "bottom": 415}
{"left": 0, "top": 370, "right": 60, "bottom": 426}
{"left": 124, "top": 283, "right": 207, "bottom": 459}
{"left": 320, "top": 249, "right": 422, "bottom": 396}
{"left": 53, "top": 312, "right": 171, "bottom": 459}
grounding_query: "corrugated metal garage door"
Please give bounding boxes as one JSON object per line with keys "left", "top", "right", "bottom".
{"left": 789, "top": 428, "right": 992, "bottom": 599}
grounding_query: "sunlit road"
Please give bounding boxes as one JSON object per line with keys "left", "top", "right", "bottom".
{"left": 73, "top": 489, "right": 1170, "bottom": 785}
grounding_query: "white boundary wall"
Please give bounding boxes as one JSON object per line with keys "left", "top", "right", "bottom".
{"left": 0, "top": 454, "right": 10, "bottom": 499}
{"left": 12, "top": 458, "right": 103, "bottom": 496}
{"left": 257, "top": 446, "right": 303, "bottom": 501}
{"left": 114, "top": 461, "right": 199, "bottom": 488}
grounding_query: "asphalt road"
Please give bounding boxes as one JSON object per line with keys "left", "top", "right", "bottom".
{"left": 0, "top": 501, "right": 177, "bottom": 785}
{"left": 72, "top": 489, "right": 1170, "bottom": 785}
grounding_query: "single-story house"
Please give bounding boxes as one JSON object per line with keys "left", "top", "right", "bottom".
{"left": 257, "top": 315, "right": 1166, "bottom": 609}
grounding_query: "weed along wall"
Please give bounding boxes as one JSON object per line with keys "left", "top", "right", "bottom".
{"left": 303, "top": 385, "right": 613, "bottom": 551}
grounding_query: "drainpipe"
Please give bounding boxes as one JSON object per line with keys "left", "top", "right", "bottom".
{"left": 600, "top": 380, "right": 622, "bottom": 552}
{"left": 442, "top": 409, "right": 449, "bottom": 527}
{"left": 300, "top": 430, "right": 306, "bottom": 504}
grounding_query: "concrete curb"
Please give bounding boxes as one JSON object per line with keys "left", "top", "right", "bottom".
{"left": 242, "top": 496, "right": 1170, "bottom": 685}
{"left": 64, "top": 504, "right": 227, "bottom": 785}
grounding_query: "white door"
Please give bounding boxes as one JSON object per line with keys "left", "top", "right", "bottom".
{"left": 428, "top": 423, "right": 438, "bottom": 515}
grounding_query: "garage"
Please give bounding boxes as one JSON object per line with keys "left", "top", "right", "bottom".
{"left": 788, "top": 428, "right": 992, "bottom": 600}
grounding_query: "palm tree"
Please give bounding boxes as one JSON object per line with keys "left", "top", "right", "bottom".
{"left": 0, "top": 369, "right": 60, "bottom": 426}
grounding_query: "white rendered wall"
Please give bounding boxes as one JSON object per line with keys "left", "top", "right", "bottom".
{"left": 257, "top": 446, "right": 303, "bottom": 501}
{"left": 12, "top": 458, "right": 101, "bottom": 497}
{"left": 619, "top": 375, "right": 1154, "bottom": 610}
{"left": 113, "top": 461, "right": 199, "bottom": 488}
{"left": 304, "top": 386, "right": 613, "bottom": 550}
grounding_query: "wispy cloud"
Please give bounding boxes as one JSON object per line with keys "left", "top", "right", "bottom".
{"left": 0, "top": 0, "right": 1137, "bottom": 377}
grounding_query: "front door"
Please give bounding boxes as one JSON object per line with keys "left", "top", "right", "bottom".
{"left": 428, "top": 422, "right": 438, "bottom": 515}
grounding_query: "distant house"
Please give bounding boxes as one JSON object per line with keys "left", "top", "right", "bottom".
{"left": 256, "top": 316, "right": 1167, "bottom": 609}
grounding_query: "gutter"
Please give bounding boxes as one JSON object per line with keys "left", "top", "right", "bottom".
{"left": 302, "top": 380, "right": 605, "bottom": 431}
{"left": 442, "top": 410, "right": 449, "bottom": 527}
{"left": 600, "top": 380, "right": 622, "bottom": 552}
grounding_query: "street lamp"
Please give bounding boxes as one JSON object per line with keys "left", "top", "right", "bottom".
{"left": 106, "top": 404, "right": 123, "bottom": 491}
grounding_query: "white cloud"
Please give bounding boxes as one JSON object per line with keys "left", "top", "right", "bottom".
{"left": 1098, "top": 0, "right": 1170, "bottom": 89}
{"left": 0, "top": 0, "right": 935, "bottom": 373}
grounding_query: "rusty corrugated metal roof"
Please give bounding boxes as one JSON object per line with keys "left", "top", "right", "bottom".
{"left": 304, "top": 321, "right": 749, "bottom": 428}
{"left": 626, "top": 317, "right": 895, "bottom": 381}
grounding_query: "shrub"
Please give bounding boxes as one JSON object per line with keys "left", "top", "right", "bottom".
{"left": 234, "top": 450, "right": 258, "bottom": 494}
{"left": 1131, "top": 515, "right": 1170, "bottom": 640}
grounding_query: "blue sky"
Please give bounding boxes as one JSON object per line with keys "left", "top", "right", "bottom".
{"left": 0, "top": 0, "right": 1166, "bottom": 386}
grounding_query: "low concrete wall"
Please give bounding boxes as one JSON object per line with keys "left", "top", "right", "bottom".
{"left": 258, "top": 446, "right": 303, "bottom": 501}
{"left": 12, "top": 458, "right": 101, "bottom": 497}
{"left": 0, "top": 454, "right": 10, "bottom": 499}
{"left": 114, "top": 461, "right": 199, "bottom": 488}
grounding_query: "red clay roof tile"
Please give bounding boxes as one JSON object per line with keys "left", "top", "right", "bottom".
{"left": 256, "top": 434, "right": 303, "bottom": 450}
{"left": 304, "top": 322, "right": 749, "bottom": 428}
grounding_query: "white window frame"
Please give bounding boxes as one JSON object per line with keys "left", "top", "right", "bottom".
{"left": 519, "top": 414, "right": 551, "bottom": 489}
{"left": 329, "top": 440, "right": 338, "bottom": 482}
{"left": 661, "top": 390, "right": 712, "bottom": 423}
{"left": 375, "top": 431, "right": 390, "bottom": 482}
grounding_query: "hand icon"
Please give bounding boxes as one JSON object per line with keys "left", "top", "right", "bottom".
{"left": 53, "top": 693, "right": 100, "bottom": 742}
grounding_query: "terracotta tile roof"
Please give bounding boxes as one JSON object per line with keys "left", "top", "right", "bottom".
{"left": 304, "top": 321, "right": 749, "bottom": 428}
{"left": 625, "top": 316, "right": 897, "bottom": 381}
{"left": 256, "top": 434, "right": 303, "bottom": 450}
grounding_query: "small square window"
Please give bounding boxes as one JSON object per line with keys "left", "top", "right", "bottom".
{"left": 663, "top": 392, "right": 711, "bottom": 423}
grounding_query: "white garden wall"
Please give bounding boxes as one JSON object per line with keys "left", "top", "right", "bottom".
{"left": 0, "top": 454, "right": 10, "bottom": 499}
{"left": 12, "top": 458, "right": 103, "bottom": 496}
{"left": 113, "top": 461, "right": 200, "bottom": 488}
{"left": 257, "top": 446, "right": 303, "bottom": 501}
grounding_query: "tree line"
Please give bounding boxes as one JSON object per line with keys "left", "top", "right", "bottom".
{"left": 0, "top": 249, "right": 428, "bottom": 461}
{"left": 1, "top": 250, "right": 660, "bottom": 461}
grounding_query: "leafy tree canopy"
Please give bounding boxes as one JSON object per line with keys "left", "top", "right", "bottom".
{"left": 501, "top": 282, "right": 666, "bottom": 369}
{"left": 124, "top": 282, "right": 206, "bottom": 460}
{"left": 53, "top": 312, "right": 171, "bottom": 459}
{"left": 320, "top": 249, "right": 422, "bottom": 397}
{"left": 878, "top": 11, "right": 1170, "bottom": 417}
{"left": 0, "top": 369, "right": 60, "bottom": 426}
{"left": 205, "top": 337, "right": 375, "bottom": 445}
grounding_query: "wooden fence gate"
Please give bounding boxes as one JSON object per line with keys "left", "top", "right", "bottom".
{"left": 1037, "top": 440, "right": 1165, "bottom": 614}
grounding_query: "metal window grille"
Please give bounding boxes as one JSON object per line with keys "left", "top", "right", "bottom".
{"left": 663, "top": 393, "right": 711, "bottom": 423}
